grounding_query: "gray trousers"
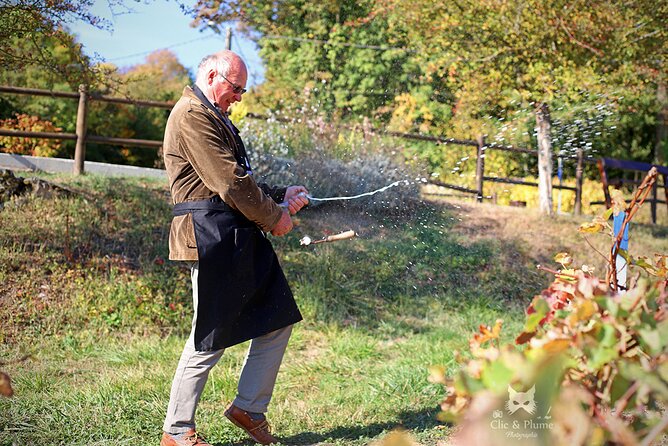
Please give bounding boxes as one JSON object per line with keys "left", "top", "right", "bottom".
{"left": 163, "top": 263, "right": 293, "bottom": 434}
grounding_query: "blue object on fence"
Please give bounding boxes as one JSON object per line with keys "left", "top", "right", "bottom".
{"left": 612, "top": 211, "right": 629, "bottom": 289}
{"left": 612, "top": 211, "right": 629, "bottom": 251}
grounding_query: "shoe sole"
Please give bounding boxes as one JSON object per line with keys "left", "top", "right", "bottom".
{"left": 224, "top": 410, "right": 270, "bottom": 445}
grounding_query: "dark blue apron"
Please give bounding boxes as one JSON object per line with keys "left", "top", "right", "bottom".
{"left": 173, "top": 199, "right": 301, "bottom": 351}
{"left": 172, "top": 86, "right": 302, "bottom": 351}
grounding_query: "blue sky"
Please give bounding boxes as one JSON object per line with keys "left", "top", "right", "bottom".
{"left": 67, "top": 0, "right": 266, "bottom": 86}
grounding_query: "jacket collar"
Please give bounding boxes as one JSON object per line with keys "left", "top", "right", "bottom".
{"left": 182, "top": 86, "right": 252, "bottom": 174}
{"left": 189, "top": 85, "right": 228, "bottom": 123}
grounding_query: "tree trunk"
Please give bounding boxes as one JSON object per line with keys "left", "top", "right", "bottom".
{"left": 656, "top": 82, "right": 667, "bottom": 165}
{"left": 574, "top": 147, "right": 584, "bottom": 215}
{"left": 535, "top": 102, "right": 553, "bottom": 215}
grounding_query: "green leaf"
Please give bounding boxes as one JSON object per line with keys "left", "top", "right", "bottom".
{"left": 534, "top": 297, "right": 550, "bottom": 314}
{"left": 481, "top": 360, "right": 514, "bottom": 393}
{"left": 610, "top": 373, "right": 632, "bottom": 403}
{"left": 619, "top": 363, "right": 668, "bottom": 400}
{"left": 658, "top": 320, "right": 668, "bottom": 348}
{"left": 436, "top": 411, "right": 458, "bottom": 423}
{"left": 639, "top": 326, "right": 662, "bottom": 355}
{"left": 456, "top": 370, "right": 486, "bottom": 395}
{"left": 525, "top": 313, "right": 544, "bottom": 332}
{"left": 658, "top": 362, "right": 668, "bottom": 383}
{"left": 598, "top": 323, "right": 618, "bottom": 348}
{"left": 587, "top": 346, "right": 618, "bottom": 370}
{"left": 617, "top": 249, "right": 632, "bottom": 264}
{"left": 602, "top": 299, "right": 620, "bottom": 318}
{"left": 524, "top": 297, "right": 549, "bottom": 332}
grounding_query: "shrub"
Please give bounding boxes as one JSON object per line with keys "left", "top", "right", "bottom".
{"left": 0, "top": 114, "right": 63, "bottom": 157}
{"left": 430, "top": 168, "right": 668, "bottom": 445}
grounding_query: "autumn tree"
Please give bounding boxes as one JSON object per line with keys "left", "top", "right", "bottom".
{"left": 111, "top": 50, "right": 192, "bottom": 166}
{"left": 372, "top": 0, "right": 667, "bottom": 214}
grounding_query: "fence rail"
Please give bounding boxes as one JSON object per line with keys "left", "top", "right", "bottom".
{"left": 0, "top": 84, "right": 666, "bottom": 223}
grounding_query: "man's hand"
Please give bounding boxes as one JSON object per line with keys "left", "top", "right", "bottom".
{"left": 271, "top": 210, "right": 293, "bottom": 236}
{"left": 284, "top": 185, "right": 310, "bottom": 215}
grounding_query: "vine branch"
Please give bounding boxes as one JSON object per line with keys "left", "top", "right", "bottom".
{"left": 608, "top": 168, "right": 657, "bottom": 292}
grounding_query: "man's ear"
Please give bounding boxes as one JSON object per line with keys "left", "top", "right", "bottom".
{"left": 207, "top": 69, "right": 216, "bottom": 86}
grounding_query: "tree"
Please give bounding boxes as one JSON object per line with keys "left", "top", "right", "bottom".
{"left": 370, "top": 0, "right": 667, "bottom": 214}
{"left": 0, "top": 0, "right": 128, "bottom": 88}
{"left": 0, "top": 26, "right": 191, "bottom": 166}
{"left": 190, "top": 0, "right": 427, "bottom": 123}
{"left": 113, "top": 50, "right": 192, "bottom": 166}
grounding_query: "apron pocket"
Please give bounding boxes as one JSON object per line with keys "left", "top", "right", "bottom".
{"left": 232, "top": 227, "right": 272, "bottom": 285}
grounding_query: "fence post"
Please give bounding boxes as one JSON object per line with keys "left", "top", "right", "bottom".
{"left": 74, "top": 84, "right": 88, "bottom": 175}
{"left": 651, "top": 177, "right": 658, "bottom": 224}
{"left": 597, "top": 159, "right": 611, "bottom": 208}
{"left": 475, "top": 134, "right": 485, "bottom": 203}
{"left": 574, "top": 147, "right": 584, "bottom": 215}
{"left": 664, "top": 174, "right": 668, "bottom": 218}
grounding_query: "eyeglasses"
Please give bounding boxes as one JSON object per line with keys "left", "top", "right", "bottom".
{"left": 218, "top": 72, "right": 247, "bottom": 95}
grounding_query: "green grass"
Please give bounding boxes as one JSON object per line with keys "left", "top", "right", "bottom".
{"left": 1, "top": 173, "right": 664, "bottom": 445}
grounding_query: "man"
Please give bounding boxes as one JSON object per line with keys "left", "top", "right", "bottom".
{"left": 160, "top": 50, "right": 309, "bottom": 446}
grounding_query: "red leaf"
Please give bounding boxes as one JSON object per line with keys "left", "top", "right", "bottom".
{"left": 515, "top": 331, "right": 536, "bottom": 345}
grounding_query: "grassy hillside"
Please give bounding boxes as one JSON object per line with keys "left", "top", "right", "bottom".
{"left": 1, "top": 173, "right": 666, "bottom": 445}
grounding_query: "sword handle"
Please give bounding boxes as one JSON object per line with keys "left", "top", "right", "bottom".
{"left": 324, "top": 230, "right": 357, "bottom": 242}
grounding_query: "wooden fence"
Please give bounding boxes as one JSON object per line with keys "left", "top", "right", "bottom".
{"left": 0, "top": 84, "right": 666, "bottom": 222}
{"left": 0, "top": 85, "right": 170, "bottom": 174}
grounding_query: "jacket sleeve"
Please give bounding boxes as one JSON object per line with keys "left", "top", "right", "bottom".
{"left": 258, "top": 184, "right": 287, "bottom": 203}
{"left": 178, "top": 104, "right": 283, "bottom": 231}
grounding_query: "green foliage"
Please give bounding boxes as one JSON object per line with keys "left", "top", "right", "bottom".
{"left": 187, "top": 0, "right": 668, "bottom": 198}
{"left": 0, "top": 175, "right": 191, "bottom": 341}
{"left": 430, "top": 173, "right": 668, "bottom": 445}
{"left": 378, "top": 0, "right": 666, "bottom": 168}
{"left": 0, "top": 165, "right": 666, "bottom": 444}
{"left": 432, "top": 273, "right": 667, "bottom": 445}
{"left": 192, "top": 0, "right": 425, "bottom": 122}
{"left": 84, "top": 50, "right": 193, "bottom": 167}
{"left": 0, "top": 1, "right": 128, "bottom": 89}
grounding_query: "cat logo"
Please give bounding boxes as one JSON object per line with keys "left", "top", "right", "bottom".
{"left": 506, "top": 385, "right": 536, "bottom": 415}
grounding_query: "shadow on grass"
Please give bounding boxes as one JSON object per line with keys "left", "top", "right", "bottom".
{"left": 217, "top": 407, "right": 445, "bottom": 446}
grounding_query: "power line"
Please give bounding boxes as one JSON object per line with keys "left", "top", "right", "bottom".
{"left": 261, "top": 34, "right": 413, "bottom": 53}
{"left": 107, "top": 34, "right": 218, "bottom": 62}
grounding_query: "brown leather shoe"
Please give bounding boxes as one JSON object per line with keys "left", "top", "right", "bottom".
{"left": 224, "top": 404, "right": 278, "bottom": 445}
{"left": 160, "top": 429, "right": 212, "bottom": 446}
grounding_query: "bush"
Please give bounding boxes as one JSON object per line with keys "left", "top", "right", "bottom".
{"left": 430, "top": 169, "right": 668, "bottom": 445}
{"left": 0, "top": 114, "right": 62, "bottom": 157}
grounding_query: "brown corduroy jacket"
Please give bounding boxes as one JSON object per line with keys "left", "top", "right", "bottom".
{"left": 163, "top": 86, "right": 286, "bottom": 261}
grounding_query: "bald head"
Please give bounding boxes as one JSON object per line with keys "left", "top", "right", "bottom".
{"left": 195, "top": 50, "right": 247, "bottom": 91}
{"left": 194, "top": 50, "right": 248, "bottom": 112}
